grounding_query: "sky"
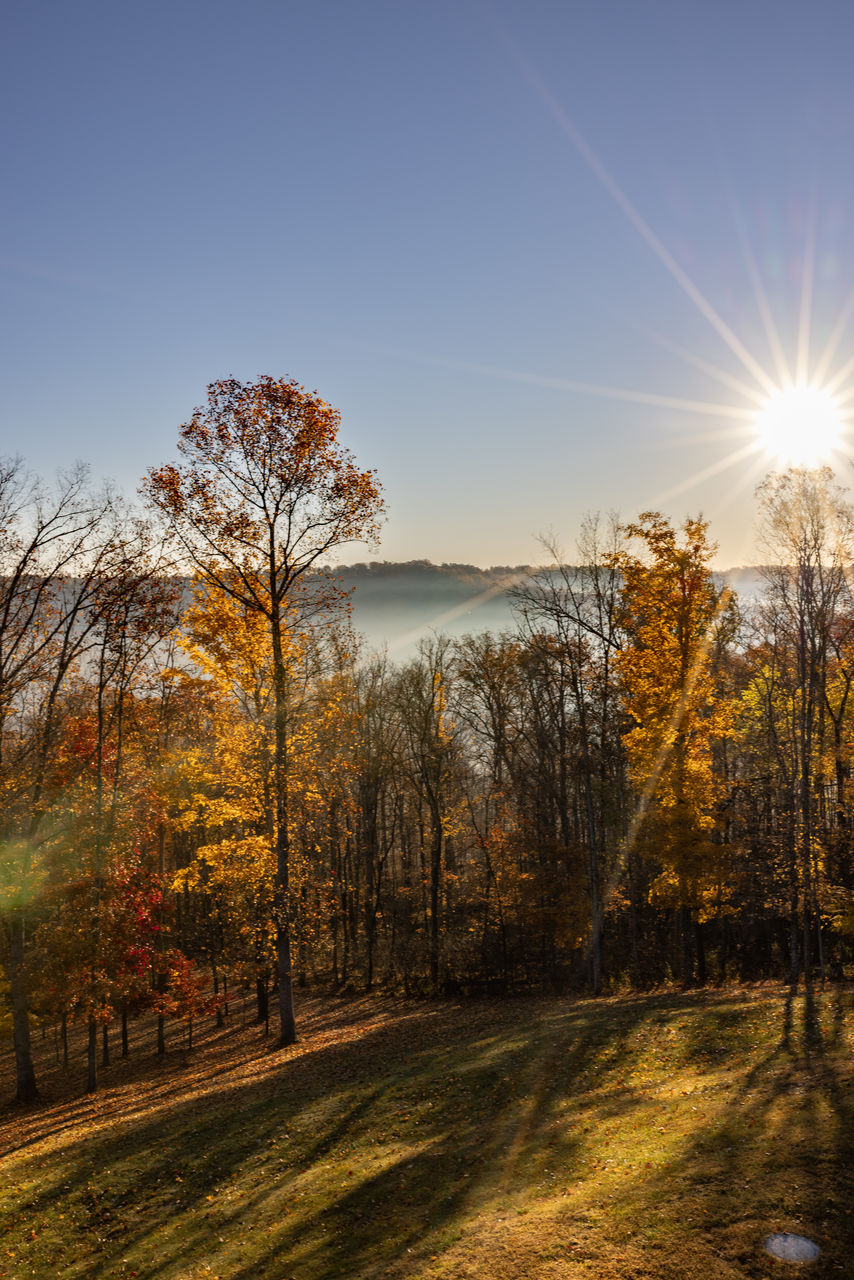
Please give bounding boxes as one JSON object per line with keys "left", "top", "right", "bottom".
{"left": 5, "top": 0, "right": 854, "bottom": 568}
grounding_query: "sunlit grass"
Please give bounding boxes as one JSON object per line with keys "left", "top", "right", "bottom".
{"left": 1, "top": 985, "right": 852, "bottom": 1278}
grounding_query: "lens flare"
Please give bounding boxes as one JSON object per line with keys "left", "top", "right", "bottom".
{"left": 755, "top": 385, "right": 842, "bottom": 466}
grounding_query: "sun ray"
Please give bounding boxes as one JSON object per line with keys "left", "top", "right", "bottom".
{"left": 620, "top": 319, "right": 769, "bottom": 406}
{"left": 394, "top": 349, "right": 759, "bottom": 421}
{"left": 459, "top": 364, "right": 757, "bottom": 419}
{"left": 649, "top": 440, "right": 764, "bottom": 506}
{"left": 714, "top": 450, "right": 771, "bottom": 515}
{"left": 355, "top": 340, "right": 760, "bottom": 422}
{"left": 499, "top": 38, "right": 779, "bottom": 396}
{"left": 830, "top": 438, "right": 854, "bottom": 467}
{"left": 796, "top": 198, "right": 817, "bottom": 386}
{"left": 811, "top": 285, "right": 854, "bottom": 386}
{"left": 599, "top": 586, "right": 737, "bottom": 918}
{"left": 656, "top": 424, "right": 758, "bottom": 448}
{"left": 823, "top": 352, "right": 854, "bottom": 396}
{"left": 385, "top": 569, "right": 536, "bottom": 656}
{"left": 827, "top": 385, "right": 854, "bottom": 410}
{"left": 727, "top": 188, "right": 793, "bottom": 387}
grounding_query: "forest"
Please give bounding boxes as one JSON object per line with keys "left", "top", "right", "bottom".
{"left": 3, "top": 376, "right": 854, "bottom": 1107}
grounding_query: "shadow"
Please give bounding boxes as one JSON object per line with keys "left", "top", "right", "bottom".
{"left": 622, "top": 984, "right": 854, "bottom": 1278}
{"left": 1, "top": 987, "right": 853, "bottom": 1278}
{"left": 781, "top": 982, "right": 794, "bottom": 1052}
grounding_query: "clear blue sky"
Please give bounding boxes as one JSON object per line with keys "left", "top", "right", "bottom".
{"left": 4, "top": 0, "right": 854, "bottom": 567}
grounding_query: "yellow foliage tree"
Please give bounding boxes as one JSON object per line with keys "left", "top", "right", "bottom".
{"left": 612, "top": 512, "right": 736, "bottom": 981}
{"left": 168, "top": 576, "right": 360, "bottom": 1005}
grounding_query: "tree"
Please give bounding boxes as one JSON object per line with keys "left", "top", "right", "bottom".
{"left": 0, "top": 459, "right": 127, "bottom": 1101}
{"left": 144, "top": 376, "right": 384, "bottom": 1044}
{"left": 350, "top": 656, "right": 400, "bottom": 989}
{"left": 511, "top": 517, "right": 624, "bottom": 994}
{"left": 755, "top": 468, "right": 854, "bottom": 981}
{"left": 394, "top": 638, "right": 460, "bottom": 993}
{"left": 170, "top": 576, "right": 309, "bottom": 1026}
{"left": 612, "top": 513, "right": 736, "bottom": 984}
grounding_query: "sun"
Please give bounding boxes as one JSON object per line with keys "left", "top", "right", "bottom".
{"left": 754, "top": 384, "right": 843, "bottom": 467}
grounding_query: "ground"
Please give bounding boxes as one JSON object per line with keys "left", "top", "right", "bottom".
{"left": 0, "top": 983, "right": 852, "bottom": 1279}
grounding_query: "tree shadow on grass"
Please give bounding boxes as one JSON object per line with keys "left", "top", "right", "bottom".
{"left": 3, "top": 987, "right": 852, "bottom": 1279}
{"left": 617, "top": 985, "right": 854, "bottom": 1279}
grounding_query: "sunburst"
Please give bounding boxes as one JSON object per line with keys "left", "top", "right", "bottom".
{"left": 754, "top": 385, "right": 844, "bottom": 467}
{"left": 358, "top": 31, "right": 854, "bottom": 565}
{"left": 467, "top": 28, "right": 854, "bottom": 510}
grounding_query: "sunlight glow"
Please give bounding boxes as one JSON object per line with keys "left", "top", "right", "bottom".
{"left": 369, "top": 46, "right": 854, "bottom": 521}
{"left": 755, "top": 385, "right": 843, "bottom": 466}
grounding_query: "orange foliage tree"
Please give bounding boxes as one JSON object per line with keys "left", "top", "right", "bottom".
{"left": 144, "top": 377, "right": 384, "bottom": 1044}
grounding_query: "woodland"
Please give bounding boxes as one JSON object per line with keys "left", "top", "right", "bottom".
{"left": 3, "top": 374, "right": 854, "bottom": 1112}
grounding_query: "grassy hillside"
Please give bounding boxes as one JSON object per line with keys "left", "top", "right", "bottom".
{"left": 1, "top": 985, "right": 852, "bottom": 1278}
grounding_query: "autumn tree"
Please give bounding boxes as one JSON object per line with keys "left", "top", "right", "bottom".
{"left": 394, "top": 637, "right": 462, "bottom": 993}
{"left": 349, "top": 655, "right": 403, "bottom": 989}
{"left": 170, "top": 576, "right": 330, "bottom": 1023}
{"left": 613, "top": 512, "right": 736, "bottom": 984}
{"left": 144, "top": 377, "right": 384, "bottom": 1044}
{"left": 754, "top": 468, "right": 854, "bottom": 980}
{"left": 0, "top": 460, "right": 130, "bottom": 1101}
{"left": 0, "top": 501, "right": 178, "bottom": 1095}
{"left": 511, "top": 518, "right": 624, "bottom": 993}
{"left": 78, "top": 531, "right": 178, "bottom": 1090}
{"left": 453, "top": 633, "right": 525, "bottom": 983}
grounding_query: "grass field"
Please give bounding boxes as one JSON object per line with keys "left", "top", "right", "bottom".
{"left": 1, "top": 983, "right": 852, "bottom": 1279}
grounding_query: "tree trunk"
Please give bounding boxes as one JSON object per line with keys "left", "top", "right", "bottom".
{"left": 87, "top": 1017, "right": 97, "bottom": 1094}
{"left": 275, "top": 904, "right": 295, "bottom": 1042}
{"left": 429, "top": 806, "right": 442, "bottom": 994}
{"left": 156, "top": 824, "right": 167, "bottom": 1053}
{"left": 8, "top": 910, "right": 38, "bottom": 1102}
{"left": 788, "top": 810, "right": 800, "bottom": 983}
{"left": 695, "top": 917, "right": 707, "bottom": 986}
{"left": 256, "top": 975, "right": 268, "bottom": 1025}
{"left": 718, "top": 916, "right": 729, "bottom": 985}
{"left": 680, "top": 904, "right": 694, "bottom": 986}
{"left": 578, "top": 710, "right": 602, "bottom": 996}
{"left": 213, "top": 964, "right": 224, "bottom": 1027}
{"left": 627, "top": 853, "right": 641, "bottom": 986}
{"left": 802, "top": 898, "right": 813, "bottom": 985}
{"left": 788, "top": 898, "right": 800, "bottom": 984}
{"left": 363, "top": 794, "right": 378, "bottom": 991}
{"left": 271, "top": 603, "right": 297, "bottom": 1046}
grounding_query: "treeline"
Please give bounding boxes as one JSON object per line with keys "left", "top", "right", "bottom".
{"left": 4, "top": 378, "right": 854, "bottom": 1105}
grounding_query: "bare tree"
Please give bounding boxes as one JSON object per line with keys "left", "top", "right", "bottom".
{"left": 510, "top": 517, "right": 624, "bottom": 994}
{"left": 0, "top": 460, "right": 122, "bottom": 1101}
{"left": 755, "top": 467, "right": 854, "bottom": 982}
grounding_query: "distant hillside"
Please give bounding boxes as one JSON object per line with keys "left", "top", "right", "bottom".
{"left": 335, "top": 561, "right": 531, "bottom": 657}
{"left": 337, "top": 561, "right": 767, "bottom": 658}
{"left": 170, "top": 563, "right": 768, "bottom": 661}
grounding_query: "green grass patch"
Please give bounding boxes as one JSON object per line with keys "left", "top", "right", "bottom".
{"left": 1, "top": 984, "right": 853, "bottom": 1278}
